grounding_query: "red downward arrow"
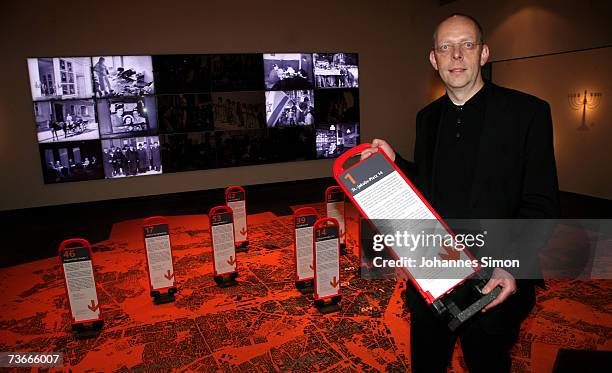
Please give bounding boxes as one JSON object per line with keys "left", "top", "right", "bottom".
{"left": 330, "top": 276, "right": 339, "bottom": 288}
{"left": 164, "top": 270, "right": 175, "bottom": 280}
{"left": 239, "top": 227, "right": 247, "bottom": 236}
{"left": 88, "top": 300, "right": 99, "bottom": 312}
{"left": 340, "top": 229, "right": 345, "bottom": 237}
{"left": 309, "top": 264, "right": 314, "bottom": 270}
{"left": 438, "top": 243, "right": 460, "bottom": 261}
{"left": 227, "top": 256, "right": 236, "bottom": 266}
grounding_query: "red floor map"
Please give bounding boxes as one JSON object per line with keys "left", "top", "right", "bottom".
{"left": 0, "top": 204, "right": 610, "bottom": 372}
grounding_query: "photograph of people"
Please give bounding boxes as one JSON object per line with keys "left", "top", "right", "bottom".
{"left": 314, "top": 53, "right": 359, "bottom": 88}
{"left": 263, "top": 53, "right": 314, "bottom": 90}
{"left": 92, "top": 55, "right": 155, "bottom": 97}
{"left": 27, "top": 57, "right": 94, "bottom": 101}
{"left": 101, "top": 136, "right": 162, "bottom": 178}
{"left": 265, "top": 90, "right": 314, "bottom": 127}
{"left": 33, "top": 99, "right": 99, "bottom": 143}
{"left": 39, "top": 140, "right": 104, "bottom": 183}
{"left": 97, "top": 97, "right": 158, "bottom": 138}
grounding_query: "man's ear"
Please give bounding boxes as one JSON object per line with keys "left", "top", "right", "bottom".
{"left": 480, "top": 44, "right": 490, "bottom": 66}
{"left": 429, "top": 50, "right": 439, "bottom": 71}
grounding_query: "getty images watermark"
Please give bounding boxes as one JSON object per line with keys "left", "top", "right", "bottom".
{"left": 369, "top": 229, "right": 520, "bottom": 270}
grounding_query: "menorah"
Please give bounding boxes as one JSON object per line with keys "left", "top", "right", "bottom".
{"left": 568, "top": 90, "right": 602, "bottom": 130}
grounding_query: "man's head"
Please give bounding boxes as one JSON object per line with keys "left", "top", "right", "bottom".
{"left": 429, "top": 14, "right": 489, "bottom": 94}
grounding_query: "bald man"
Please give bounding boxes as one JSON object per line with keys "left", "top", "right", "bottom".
{"left": 362, "top": 14, "right": 559, "bottom": 372}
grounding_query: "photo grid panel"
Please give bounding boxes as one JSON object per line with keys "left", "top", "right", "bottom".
{"left": 27, "top": 52, "right": 359, "bottom": 183}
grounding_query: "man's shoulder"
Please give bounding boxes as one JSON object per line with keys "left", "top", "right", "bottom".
{"left": 416, "top": 95, "right": 446, "bottom": 121}
{"left": 489, "top": 83, "right": 549, "bottom": 109}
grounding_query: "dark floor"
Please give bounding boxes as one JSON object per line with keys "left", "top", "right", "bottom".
{"left": 0, "top": 177, "right": 610, "bottom": 268}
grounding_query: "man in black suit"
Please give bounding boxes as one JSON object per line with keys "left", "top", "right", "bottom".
{"left": 361, "top": 14, "right": 559, "bottom": 373}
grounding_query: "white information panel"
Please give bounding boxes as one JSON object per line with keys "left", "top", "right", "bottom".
{"left": 144, "top": 224, "right": 176, "bottom": 290}
{"left": 335, "top": 149, "right": 476, "bottom": 301}
{"left": 295, "top": 214, "right": 317, "bottom": 280}
{"left": 226, "top": 188, "right": 247, "bottom": 244}
{"left": 60, "top": 245, "right": 100, "bottom": 322}
{"left": 211, "top": 211, "right": 237, "bottom": 275}
{"left": 314, "top": 221, "right": 340, "bottom": 299}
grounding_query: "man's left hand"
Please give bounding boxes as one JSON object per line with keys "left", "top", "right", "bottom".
{"left": 481, "top": 268, "right": 516, "bottom": 312}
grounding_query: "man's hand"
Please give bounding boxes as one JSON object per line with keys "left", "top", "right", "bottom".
{"left": 360, "top": 139, "right": 396, "bottom": 161}
{"left": 481, "top": 267, "right": 517, "bottom": 312}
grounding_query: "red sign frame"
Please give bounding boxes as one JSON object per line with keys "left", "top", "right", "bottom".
{"left": 142, "top": 216, "right": 177, "bottom": 292}
{"left": 293, "top": 207, "right": 318, "bottom": 282}
{"left": 225, "top": 186, "right": 248, "bottom": 246}
{"left": 58, "top": 238, "right": 103, "bottom": 325}
{"left": 312, "top": 217, "right": 341, "bottom": 301}
{"left": 209, "top": 205, "right": 238, "bottom": 276}
{"left": 332, "top": 144, "right": 479, "bottom": 304}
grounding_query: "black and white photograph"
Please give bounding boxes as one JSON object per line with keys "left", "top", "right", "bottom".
{"left": 97, "top": 96, "right": 158, "bottom": 138}
{"left": 315, "top": 123, "right": 360, "bottom": 159}
{"left": 211, "top": 92, "right": 266, "bottom": 131}
{"left": 39, "top": 140, "right": 104, "bottom": 183}
{"left": 33, "top": 99, "right": 99, "bottom": 143}
{"left": 153, "top": 54, "right": 212, "bottom": 94}
{"left": 100, "top": 136, "right": 162, "bottom": 178}
{"left": 314, "top": 53, "right": 359, "bottom": 88}
{"left": 157, "top": 94, "right": 214, "bottom": 133}
{"left": 209, "top": 54, "right": 264, "bottom": 92}
{"left": 27, "top": 57, "right": 94, "bottom": 101}
{"left": 263, "top": 53, "right": 314, "bottom": 90}
{"left": 92, "top": 55, "right": 155, "bottom": 97}
{"left": 265, "top": 90, "right": 314, "bottom": 127}
{"left": 313, "top": 89, "right": 360, "bottom": 124}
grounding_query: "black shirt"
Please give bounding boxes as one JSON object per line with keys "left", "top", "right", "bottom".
{"left": 433, "top": 82, "right": 488, "bottom": 219}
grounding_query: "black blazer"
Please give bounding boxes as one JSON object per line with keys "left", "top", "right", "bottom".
{"left": 396, "top": 82, "right": 560, "bottom": 220}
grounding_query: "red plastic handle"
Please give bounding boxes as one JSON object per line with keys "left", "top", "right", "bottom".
{"left": 294, "top": 207, "right": 318, "bottom": 217}
{"left": 59, "top": 238, "right": 90, "bottom": 251}
{"left": 225, "top": 186, "right": 245, "bottom": 199}
{"left": 332, "top": 143, "right": 375, "bottom": 176}
{"left": 210, "top": 205, "right": 232, "bottom": 216}
{"left": 143, "top": 216, "right": 168, "bottom": 226}
{"left": 314, "top": 217, "right": 340, "bottom": 230}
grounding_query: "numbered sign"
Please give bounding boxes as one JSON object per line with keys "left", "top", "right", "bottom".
{"left": 333, "top": 144, "right": 477, "bottom": 303}
{"left": 225, "top": 186, "right": 248, "bottom": 246}
{"left": 313, "top": 218, "right": 341, "bottom": 300}
{"left": 143, "top": 217, "right": 177, "bottom": 292}
{"left": 59, "top": 239, "right": 102, "bottom": 324}
{"left": 210, "top": 206, "right": 237, "bottom": 276}
{"left": 325, "top": 186, "right": 346, "bottom": 245}
{"left": 293, "top": 207, "right": 318, "bottom": 282}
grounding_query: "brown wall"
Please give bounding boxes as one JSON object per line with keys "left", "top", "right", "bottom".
{"left": 0, "top": 0, "right": 610, "bottom": 210}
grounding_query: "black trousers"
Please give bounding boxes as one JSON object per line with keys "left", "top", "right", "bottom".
{"left": 407, "top": 281, "right": 536, "bottom": 373}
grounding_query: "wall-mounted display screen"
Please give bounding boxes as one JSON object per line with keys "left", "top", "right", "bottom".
{"left": 27, "top": 52, "right": 360, "bottom": 184}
